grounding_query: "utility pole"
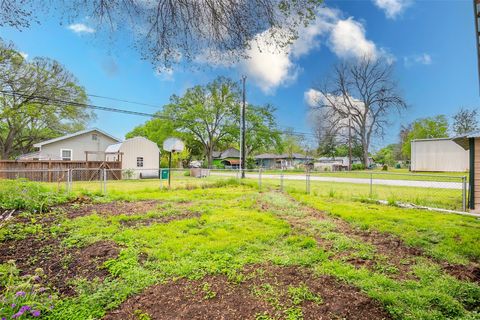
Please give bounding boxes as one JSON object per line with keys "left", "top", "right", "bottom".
{"left": 474, "top": 0, "right": 480, "bottom": 92}
{"left": 241, "top": 75, "right": 247, "bottom": 178}
{"left": 348, "top": 115, "right": 352, "bottom": 171}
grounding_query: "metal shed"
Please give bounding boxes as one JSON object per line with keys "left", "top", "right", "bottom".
{"left": 410, "top": 138, "right": 469, "bottom": 172}
{"left": 105, "top": 136, "right": 160, "bottom": 177}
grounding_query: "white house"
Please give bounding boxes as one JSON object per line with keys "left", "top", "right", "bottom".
{"left": 22, "top": 128, "right": 121, "bottom": 161}
{"left": 410, "top": 138, "right": 469, "bottom": 172}
{"left": 314, "top": 156, "right": 374, "bottom": 171}
{"left": 105, "top": 136, "right": 160, "bottom": 177}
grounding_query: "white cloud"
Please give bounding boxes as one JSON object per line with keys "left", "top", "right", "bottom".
{"left": 198, "top": 7, "right": 388, "bottom": 93}
{"left": 290, "top": 8, "right": 339, "bottom": 58}
{"left": 373, "top": 0, "right": 412, "bottom": 19}
{"left": 329, "top": 18, "right": 378, "bottom": 60}
{"left": 238, "top": 29, "right": 297, "bottom": 94}
{"left": 403, "top": 53, "right": 432, "bottom": 67}
{"left": 304, "top": 88, "right": 323, "bottom": 107}
{"left": 19, "top": 52, "right": 28, "bottom": 60}
{"left": 68, "top": 23, "right": 95, "bottom": 34}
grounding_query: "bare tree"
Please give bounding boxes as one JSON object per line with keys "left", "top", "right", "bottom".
{"left": 452, "top": 107, "right": 479, "bottom": 135}
{"left": 312, "top": 57, "right": 406, "bottom": 167}
{"left": 0, "top": 0, "right": 35, "bottom": 28}
{"left": 311, "top": 109, "right": 342, "bottom": 158}
{"left": 0, "top": 0, "right": 321, "bottom": 69}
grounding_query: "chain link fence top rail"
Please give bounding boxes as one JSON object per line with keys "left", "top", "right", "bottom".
{"left": 0, "top": 168, "right": 468, "bottom": 212}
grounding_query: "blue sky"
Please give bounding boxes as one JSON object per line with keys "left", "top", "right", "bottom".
{"left": 0, "top": 0, "right": 478, "bottom": 151}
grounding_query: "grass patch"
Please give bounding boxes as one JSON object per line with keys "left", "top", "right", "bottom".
{"left": 292, "top": 194, "right": 480, "bottom": 265}
{"left": 0, "top": 179, "right": 478, "bottom": 319}
{"left": 0, "top": 179, "right": 72, "bottom": 213}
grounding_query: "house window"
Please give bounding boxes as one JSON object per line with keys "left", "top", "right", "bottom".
{"left": 136, "top": 157, "right": 144, "bottom": 167}
{"left": 60, "top": 149, "right": 72, "bottom": 161}
{"left": 92, "top": 134, "right": 98, "bottom": 141}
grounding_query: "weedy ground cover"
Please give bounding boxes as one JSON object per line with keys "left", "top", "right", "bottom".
{"left": 0, "top": 179, "right": 478, "bottom": 319}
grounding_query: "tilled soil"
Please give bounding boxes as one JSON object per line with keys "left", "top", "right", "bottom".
{"left": 261, "top": 195, "right": 480, "bottom": 284}
{"left": 0, "top": 236, "right": 119, "bottom": 296}
{"left": 104, "top": 265, "right": 391, "bottom": 320}
{"left": 0, "top": 200, "right": 200, "bottom": 296}
{"left": 62, "top": 200, "right": 165, "bottom": 218}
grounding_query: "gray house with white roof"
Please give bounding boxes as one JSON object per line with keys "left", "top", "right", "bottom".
{"left": 21, "top": 128, "right": 121, "bottom": 161}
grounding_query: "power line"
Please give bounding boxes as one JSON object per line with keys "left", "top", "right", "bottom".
{"left": 87, "top": 93, "right": 162, "bottom": 109}
{"left": 0, "top": 90, "right": 318, "bottom": 139}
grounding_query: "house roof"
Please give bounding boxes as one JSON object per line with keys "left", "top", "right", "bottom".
{"left": 33, "top": 128, "right": 121, "bottom": 148}
{"left": 411, "top": 137, "right": 452, "bottom": 142}
{"left": 16, "top": 151, "right": 62, "bottom": 160}
{"left": 451, "top": 130, "right": 480, "bottom": 150}
{"left": 254, "top": 153, "right": 280, "bottom": 159}
{"left": 16, "top": 151, "right": 41, "bottom": 160}
{"left": 105, "top": 142, "right": 122, "bottom": 153}
{"left": 220, "top": 148, "right": 240, "bottom": 159}
{"left": 105, "top": 137, "right": 160, "bottom": 153}
{"left": 254, "top": 153, "right": 314, "bottom": 160}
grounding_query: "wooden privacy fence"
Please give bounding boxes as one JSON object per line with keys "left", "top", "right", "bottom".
{"left": 0, "top": 160, "right": 122, "bottom": 182}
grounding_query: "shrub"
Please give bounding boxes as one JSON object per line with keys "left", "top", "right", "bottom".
{"left": 0, "top": 179, "right": 71, "bottom": 213}
{"left": 351, "top": 164, "right": 365, "bottom": 171}
{"left": 122, "top": 169, "right": 135, "bottom": 180}
{"left": 0, "top": 261, "right": 57, "bottom": 319}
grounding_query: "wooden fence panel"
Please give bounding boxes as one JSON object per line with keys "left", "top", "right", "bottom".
{"left": 0, "top": 161, "right": 122, "bottom": 182}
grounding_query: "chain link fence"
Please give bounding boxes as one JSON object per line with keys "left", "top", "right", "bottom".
{"left": 0, "top": 168, "right": 468, "bottom": 212}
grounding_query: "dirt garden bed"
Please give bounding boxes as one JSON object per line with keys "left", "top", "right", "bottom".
{"left": 62, "top": 199, "right": 165, "bottom": 218}
{"left": 259, "top": 195, "right": 480, "bottom": 284}
{"left": 0, "top": 236, "right": 119, "bottom": 296}
{"left": 105, "top": 265, "right": 390, "bottom": 320}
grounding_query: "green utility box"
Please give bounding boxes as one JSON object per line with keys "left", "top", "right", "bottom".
{"left": 161, "top": 169, "right": 169, "bottom": 180}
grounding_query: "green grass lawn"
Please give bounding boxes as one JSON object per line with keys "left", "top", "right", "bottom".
{"left": 0, "top": 179, "right": 478, "bottom": 319}
{"left": 258, "top": 168, "right": 468, "bottom": 182}
{"left": 54, "top": 171, "right": 465, "bottom": 211}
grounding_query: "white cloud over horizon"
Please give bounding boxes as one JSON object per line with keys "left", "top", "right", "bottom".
{"left": 68, "top": 23, "right": 95, "bottom": 34}
{"left": 403, "top": 53, "right": 432, "bottom": 67}
{"left": 373, "top": 0, "right": 413, "bottom": 19}
{"left": 304, "top": 88, "right": 323, "bottom": 107}
{"left": 235, "top": 7, "right": 389, "bottom": 94}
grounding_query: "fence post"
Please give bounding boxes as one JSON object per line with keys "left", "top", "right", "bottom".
{"left": 369, "top": 172, "right": 373, "bottom": 198}
{"left": 306, "top": 170, "right": 311, "bottom": 194}
{"left": 280, "top": 172, "right": 284, "bottom": 192}
{"left": 68, "top": 169, "right": 73, "bottom": 193}
{"left": 103, "top": 169, "right": 107, "bottom": 194}
{"left": 65, "top": 169, "right": 70, "bottom": 193}
{"left": 462, "top": 176, "right": 467, "bottom": 212}
{"left": 258, "top": 169, "right": 262, "bottom": 191}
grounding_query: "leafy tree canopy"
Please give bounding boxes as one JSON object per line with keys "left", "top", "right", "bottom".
{"left": 374, "top": 144, "right": 397, "bottom": 166}
{"left": 401, "top": 115, "right": 449, "bottom": 159}
{"left": 126, "top": 76, "right": 281, "bottom": 167}
{"left": 0, "top": 39, "right": 93, "bottom": 159}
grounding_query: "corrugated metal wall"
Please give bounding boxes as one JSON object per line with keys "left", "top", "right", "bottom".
{"left": 411, "top": 139, "right": 469, "bottom": 172}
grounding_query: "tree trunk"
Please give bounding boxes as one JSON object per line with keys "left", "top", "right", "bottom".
{"left": 363, "top": 147, "right": 369, "bottom": 168}
{"left": 206, "top": 145, "right": 213, "bottom": 168}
